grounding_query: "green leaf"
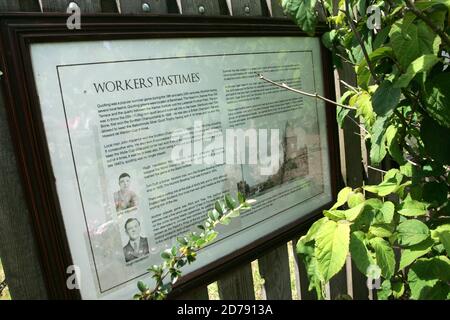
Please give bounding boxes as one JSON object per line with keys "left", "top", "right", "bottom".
{"left": 372, "top": 80, "right": 401, "bottom": 116}
{"left": 369, "top": 116, "right": 389, "bottom": 165}
{"left": 237, "top": 192, "right": 246, "bottom": 204}
{"left": 408, "top": 256, "right": 450, "bottom": 299}
{"left": 224, "top": 194, "right": 236, "bottom": 210}
{"left": 392, "top": 281, "right": 405, "bottom": 299}
{"left": 377, "top": 279, "right": 392, "bottom": 300}
{"left": 424, "top": 72, "right": 450, "bottom": 128}
{"left": 283, "top": 0, "right": 318, "bottom": 34}
{"left": 336, "top": 106, "right": 350, "bottom": 129}
{"left": 389, "top": 19, "right": 441, "bottom": 70}
{"left": 399, "top": 237, "right": 434, "bottom": 270}
{"left": 356, "top": 47, "right": 394, "bottom": 89}
{"left": 300, "top": 217, "right": 329, "bottom": 243}
{"left": 433, "top": 226, "right": 450, "bottom": 256}
{"left": 369, "top": 224, "right": 394, "bottom": 238}
{"left": 397, "top": 219, "right": 430, "bottom": 246}
{"left": 227, "top": 208, "right": 240, "bottom": 218}
{"left": 350, "top": 231, "right": 375, "bottom": 276}
{"left": 324, "top": 209, "right": 346, "bottom": 221}
{"left": 322, "top": 30, "right": 337, "bottom": 49}
{"left": 208, "top": 210, "right": 220, "bottom": 221}
{"left": 344, "top": 202, "right": 365, "bottom": 221}
{"left": 363, "top": 169, "right": 404, "bottom": 196}
{"left": 347, "top": 192, "right": 365, "bottom": 209}
{"left": 331, "top": 187, "right": 352, "bottom": 210}
{"left": 398, "top": 199, "right": 429, "bottom": 217}
{"left": 214, "top": 201, "right": 223, "bottom": 215}
{"left": 161, "top": 250, "right": 172, "bottom": 260}
{"left": 380, "top": 201, "right": 395, "bottom": 224}
{"left": 370, "top": 237, "right": 396, "bottom": 279}
{"left": 385, "top": 125, "right": 406, "bottom": 165}
{"left": 315, "top": 220, "right": 350, "bottom": 283}
{"left": 137, "top": 281, "right": 148, "bottom": 293}
{"left": 394, "top": 54, "right": 440, "bottom": 88}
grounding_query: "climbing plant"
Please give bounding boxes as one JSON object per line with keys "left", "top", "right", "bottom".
{"left": 134, "top": 193, "right": 253, "bottom": 300}
{"left": 279, "top": 0, "right": 450, "bottom": 299}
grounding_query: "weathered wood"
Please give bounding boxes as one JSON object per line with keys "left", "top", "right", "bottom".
{"left": 40, "top": 0, "right": 101, "bottom": 12}
{"left": 328, "top": 267, "right": 348, "bottom": 299}
{"left": 291, "top": 237, "right": 316, "bottom": 300}
{"left": 230, "top": 0, "right": 267, "bottom": 16}
{"left": 118, "top": 0, "right": 169, "bottom": 14}
{"left": 100, "top": 0, "right": 118, "bottom": 12}
{"left": 270, "top": 0, "right": 287, "bottom": 17}
{"left": 336, "top": 59, "right": 369, "bottom": 301}
{"left": 217, "top": 264, "right": 255, "bottom": 300}
{"left": 258, "top": 244, "right": 292, "bottom": 300}
{"left": 179, "top": 0, "right": 221, "bottom": 15}
{"left": 175, "top": 285, "right": 209, "bottom": 300}
{"left": 0, "top": 85, "right": 48, "bottom": 299}
{"left": 0, "top": 0, "right": 41, "bottom": 11}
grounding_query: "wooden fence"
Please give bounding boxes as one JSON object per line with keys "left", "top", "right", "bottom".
{"left": 0, "top": 0, "right": 377, "bottom": 300}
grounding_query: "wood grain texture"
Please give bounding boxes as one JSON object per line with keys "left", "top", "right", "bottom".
{"left": 175, "top": 286, "right": 209, "bottom": 300}
{"left": 40, "top": 0, "right": 101, "bottom": 12}
{"left": 270, "top": 0, "right": 287, "bottom": 17}
{"left": 328, "top": 268, "right": 348, "bottom": 299}
{"left": 0, "top": 0, "right": 41, "bottom": 11}
{"left": 0, "top": 85, "right": 48, "bottom": 299}
{"left": 180, "top": 0, "right": 221, "bottom": 15}
{"left": 336, "top": 59, "right": 368, "bottom": 300}
{"left": 291, "top": 237, "right": 316, "bottom": 300}
{"left": 118, "top": 0, "right": 169, "bottom": 14}
{"left": 217, "top": 264, "right": 255, "bottom": 300}
{"left": 258, "top": 244, "right": 292, "bottom": 300}
{"left": 230, "top": 0, "right": 268, "bottom": 16}
{"left": 100, "top": 0, "right": 118, "bottom": 12}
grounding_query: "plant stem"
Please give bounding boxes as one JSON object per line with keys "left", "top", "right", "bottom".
{"left": 258, "top": 74, "right": 356, "bottom": 110}
{"left": 343, "top": 0, "right": 380, "bottom": 84}
{"left": 404, "top": 0, "right": 450, "bottom": 48}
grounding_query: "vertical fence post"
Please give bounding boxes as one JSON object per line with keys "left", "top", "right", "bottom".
{"left": 258, "top": 244, "right": 292, "bottom": 300}
{"left": 0, "top": 0, "right": 48, "bottom": 300}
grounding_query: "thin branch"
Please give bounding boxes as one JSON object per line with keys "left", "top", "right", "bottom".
{"left": 340, "top": 80, "right": 358, "bottom": 93}
{"left": 258, "top": 73, "right": 356, "bottom": 110}
{"left": 367, "top": 165, "right": 388, "bottom": 174}
{"left": 336, "top": 53, "right": 357, "bottom": 66}
{"left": 404, "top": 0, "right": 450, "bottom": 48}
{"left": 343, "top": 0, "right": 380, "bottom": 84}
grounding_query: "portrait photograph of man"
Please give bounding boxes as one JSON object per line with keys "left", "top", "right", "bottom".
{"left": 114, "top": 172, "right": 138, "bottom": 213}
{"left": 123, "top": 217, "right": 149, "bottom": 263}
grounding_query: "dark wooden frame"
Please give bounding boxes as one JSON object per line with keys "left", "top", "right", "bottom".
{"left": 0, "top": 13, "right": 341, "bottom": 299}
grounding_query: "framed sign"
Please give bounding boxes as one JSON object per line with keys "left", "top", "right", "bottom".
{"left": 0, "top": 14, "right": 340, "bottom": 299}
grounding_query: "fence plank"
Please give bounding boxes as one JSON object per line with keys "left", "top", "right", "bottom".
{"left": 291, "top": 237, "right": 316, "bottom": 300}
{"left": 0, "top": 86, "right": 49, "bottom": 299}
{"left": 229, "top": 0, "right": 268, "bottom": 16}
{"left": 217, "top": 264, "right": 255, "bottom": 300}
{"left": 179, "top": 0, "right": 221, "bottom": 15}
{"left": 118, "top": 0, "right": 169, "bottom": 14}
{"left": 40, "top": 0, "right": 101, "bottom": 12}
{"left": 270, "top": 0, "right": 286, "bottom": 17}
{"left": 258, "top": 244, "right": 292, "bottom": 300}
{"left": 100, "top": 0, "right": 118, "bottom": 12}
{"left": 175, "top": 286, "right": 209, "bottom": 300}
{"left": 328, "top": 268, "right": 348, "bottom": 299}
{"left": 0, "top": 0, "right": 41, "bottom": 11}
{"left": 336, "top": 60, "right": 369, "bottom": 300}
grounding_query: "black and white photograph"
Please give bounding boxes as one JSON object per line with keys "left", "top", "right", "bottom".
{"left": 121, "top": 217, "right": 150, "bottom": 263}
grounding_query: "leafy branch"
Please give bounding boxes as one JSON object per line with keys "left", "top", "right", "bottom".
{"left": 134, "top": 193, "right": 254, "bottom": 300}
{"left": 258, "top": 73, "right": 356, "bottom": 110}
